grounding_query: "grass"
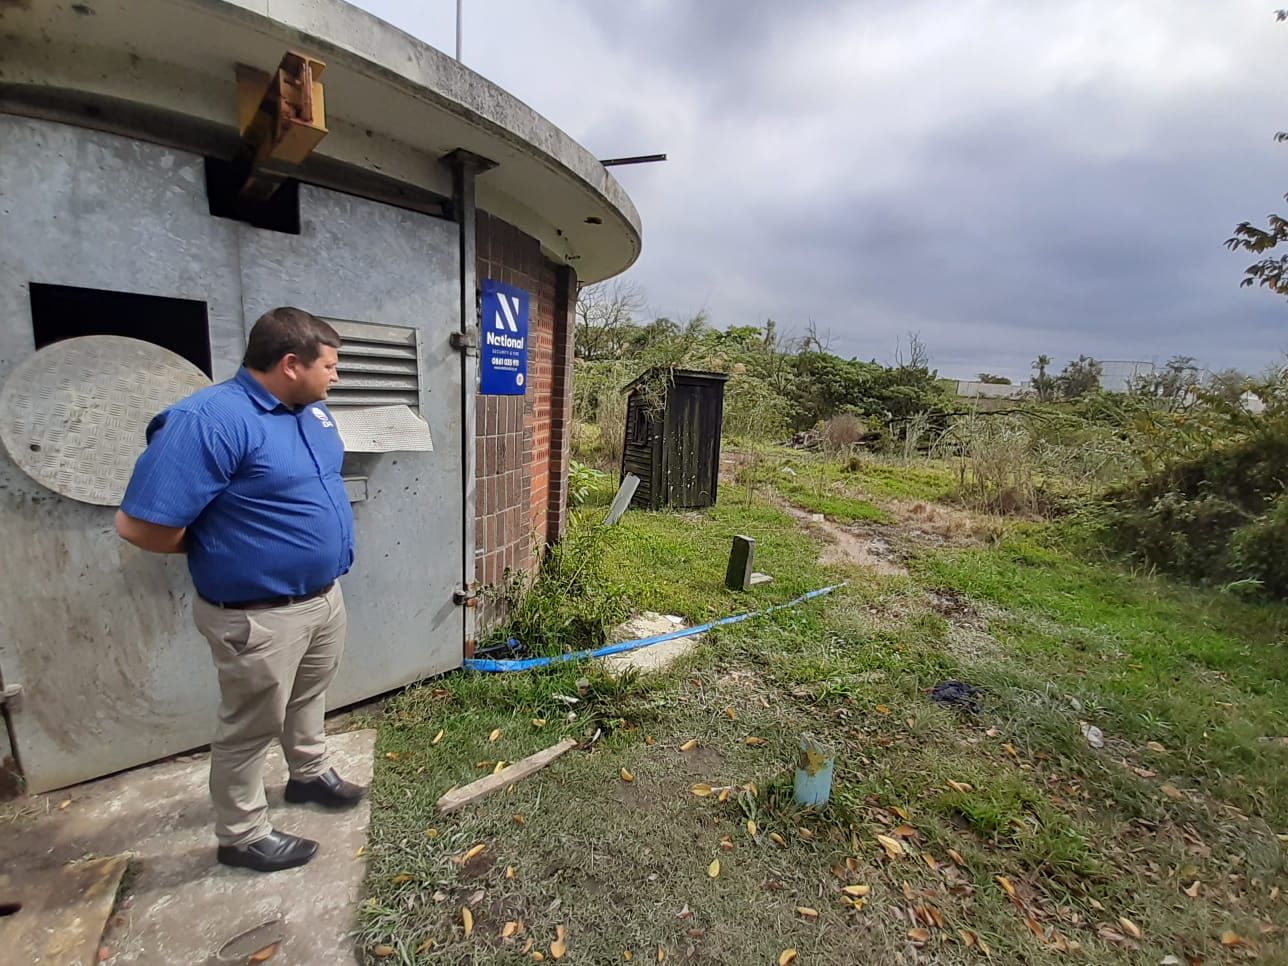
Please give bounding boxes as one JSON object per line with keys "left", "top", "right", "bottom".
{"left": 356, "top": 461, "right": 1288, "bottom": 965}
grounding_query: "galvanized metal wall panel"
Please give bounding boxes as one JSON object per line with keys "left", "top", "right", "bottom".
{"left": 0, "top": 116, "right": 464, "bottom": 792}
{"left": 236, "top": 183, "right": 464, "bottom": 708}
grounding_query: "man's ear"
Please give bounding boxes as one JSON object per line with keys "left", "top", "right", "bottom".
{"left": 280, "top": 353, "right": 301, "bottom": 381}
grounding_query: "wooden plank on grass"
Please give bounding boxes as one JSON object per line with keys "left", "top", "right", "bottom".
{"left": 434, "top": 737, "right": 579, "bottom": 814}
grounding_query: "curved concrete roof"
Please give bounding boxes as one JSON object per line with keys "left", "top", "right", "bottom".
{"left": 0, "top": 0, "right": 641, "bottom": 283}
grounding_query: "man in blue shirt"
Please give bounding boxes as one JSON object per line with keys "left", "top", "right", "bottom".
{"left": 116, "top": 306, "right": 365, "bottom": 873}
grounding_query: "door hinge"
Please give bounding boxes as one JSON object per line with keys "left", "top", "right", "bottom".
{"left": 453, "top": 583, "right": 480, "bottom": 607}
{"left": 450, "top": 329, "right": 479, "bottom": 354}
{"left": 0, "top": 683, "right": 22, "bottom": 706}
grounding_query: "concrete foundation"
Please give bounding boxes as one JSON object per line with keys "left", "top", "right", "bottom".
{"left": 0, "top": 729, "right": 377, "bottom": 965}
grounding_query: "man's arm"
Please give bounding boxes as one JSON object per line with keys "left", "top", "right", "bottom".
{"left": 114, "top": 509, "right": 187, "bottom": 554}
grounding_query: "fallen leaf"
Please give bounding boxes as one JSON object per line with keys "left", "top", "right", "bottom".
{"left": 532, "top": 719, "right": 547, "bottom": 728}
{"left": 462, "top": 907, "right": 473, "bottom": 937}
{"left": 747, "top": 819, "right": 758, "bottom": 836}
{"left": 720, "top": 838, "right": 734, "bottom": 851}
{"left": 506, "top": 865, "right": 516, "bottom": 879}
{"left": 893, "top": 824, "right": 917, "bottom": 839}
{"left": 1025, "top": 918, "right": 1046, "bottom": 942}
{"left": 708, "top": 858, "right": 720, "bottom": 878}
{"left": 551, "top": 936, "right": 566, "bottom": 959}
{"left": 985, "top": 727, "right": 1000, "bottom": 738}
{"left": 945, "top": 780, "right": 974, "bottom": 793}
{"left": 843, "top": 885, "right": 870, "bottom": 897}
{"left": 845, "top": 857, "right": 858, "bottom": 872}
{"left": 1119, "top": 918, "right": 1142, "bottom": 940}
{"left": 797, "top": 906, "right": 819, "bottom": 919}
{"left": 718, "top": 789, "right": 731, "bottom": 803}
{"left": 59, "top": 799, "right": 71, "bottom": 810}
{"left": 645, "top": 735, "right": 654, "bottom": 745}
{"left": 391, "top": 873, "right": 413, "bottom": 884}
{"left": 385, "top": 751, "right": 400, "bottom": 760}
{"left": 425, "top": 828, "right": 439, "bottom": 838}
{"left": 522, "top": 939, "right": 534, "bottom": 953}
{"left": 723, "top": 707, "right": 737, "bottom": 720}
{"left": 415, "top": 938, "right": 435, "bottom": 954}
{"left": 875, "top": 704, "right": 891, "bottom": 714}
{"left": 770, "top": 833, "right": 786, "bottom": 847}
{"left": 676, "top": 904, "right": 692, "bottom": 920}
{"left": 908, "top": 928, "right": 930, "bottom": 943}
{"left": 1184, "top": 881, "right": 1200, "bottom": 898}
{"left": 947, "top": 848, "right": 966, "bottom": 866}
{"left": 514, "top": 814, "right": 526, "bottom": 825}
{"left": 620, "top": 767, "right": 635, "bottom": 783}
{"left": 995, "top": 876, "right": 1017, "bottom": 897}
{"left": 503, "top": 922, "right": 518, "bottom": 939}
{"left": 453, "top": 843, "right": 487, "bottom": 864}
{"left": 1221, "top": 931, "right": 1254, "bottom": 949}
{"left": 745, "top": 782, "right": 758, "bottom": 797}
{"left": 921, "top": 853, "right": 938, "bottom": 871}
{"left": 679, "top": 739, "right": 698, "bottom": 751}
{"left": 876, "top": 834, "right": 905, "bottom": 858}
{"left": 658, "top": 945, "right": 666, "bottom": 961}
{"left": 353, "top": 846, "right": 366, "bottom": 858}
{"left": 372, "top": 945, "right": 394, "bottom": 958}
{"left": 745, "top": 736, "right": 768, "bottom": 746}
{"left": 1002, "top": 742, "right": 1018, "bottom": 757}
{"left": 624, "top": 953, "right": 633, "bottom": 962}
{"left": 1146, "top": 741, "right": 1167, "bottom": 753}
{"left": 778, "top": 951, "right": 798, "bottom": 966}
{"left": 532, "top": 953, "right": 545, "bottom": 962}
{"left": 248, "top": 943, "right": 279, "bottom": 962}
{"left": 958, "top": 930, "right": 977, "bottom": 947}
{"left": 432, "top": 729, "right": 444, "bottom": 744}
{"left": 493, "top": 760, "right": 506, "bottom": 774}
{"left": 691, "top": 783, "right": 714, "bottom": 797}
{"left": 489, "top": 728, "right": 501, "bottom": 742}
{"left": 798, "top": 827, "right": 814, "bottom": 840}
{"left": 1161, "top": 784, "right": 1183, "bottom": 801}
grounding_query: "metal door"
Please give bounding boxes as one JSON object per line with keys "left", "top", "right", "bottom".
{"left": 0, "top": 116, "right": 464, "bottom": 792}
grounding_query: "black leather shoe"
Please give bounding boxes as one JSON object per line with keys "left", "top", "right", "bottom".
{"left": 284, "top": 767, "right": 367, "bottom": 809}
{"left": 217, "top": 829, "right": 318, "bottom": 872}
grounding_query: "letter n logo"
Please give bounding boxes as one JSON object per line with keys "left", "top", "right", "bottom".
{"left": 494, "top": 295, "right": 521, "bottom": 333}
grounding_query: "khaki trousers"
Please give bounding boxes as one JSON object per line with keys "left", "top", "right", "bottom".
{"left": 193, "top": 584, "right": 346, "bottom": 848}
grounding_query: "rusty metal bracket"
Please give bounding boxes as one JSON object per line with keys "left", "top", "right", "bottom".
{"left": 453, "top": 583, "right": 480, "bottom": 607}
{"left": 234, "top": 51, "right": 328, "bottom": 202}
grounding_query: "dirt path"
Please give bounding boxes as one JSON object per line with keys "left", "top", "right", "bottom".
{"left": 775, "top": 501, "right": 909, "bottom": 576}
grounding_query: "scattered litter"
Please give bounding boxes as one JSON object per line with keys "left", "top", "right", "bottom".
{"left": 1081, "top": 723, "right": 1105, "bottom": 749}
{"left": 809, "top": 513, "right": 824, "bottom": 523}
{"left": 551, "top": 694, "right": 580, "bottom": 705}
{"left": 749, "top": 572, "right": 774, "bottom": 586}
{"left": 780, "top": 467, "right": 797, "bottom": 476}
{"left": 927, "top": 680, "right": 980, "bottom": 713}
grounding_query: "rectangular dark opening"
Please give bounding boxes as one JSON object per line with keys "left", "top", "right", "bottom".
{"left": 29, "top": 283, "right": 213, "bottom": 377}
{"left": 204, "top": 156, "right": 301, "bottom": 234}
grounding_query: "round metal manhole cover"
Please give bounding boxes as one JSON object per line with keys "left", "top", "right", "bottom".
{"left": 0, "top": 335, "right": 211, "bottom": 506}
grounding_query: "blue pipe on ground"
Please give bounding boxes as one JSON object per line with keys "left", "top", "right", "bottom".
{"left": 462, "top": 583, "right": 848, "bottom": 673}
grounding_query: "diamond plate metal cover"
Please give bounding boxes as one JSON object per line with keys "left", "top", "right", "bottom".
{"left": 0, "top": 336, "right": 211, "bottom": 505}
{"left": 330, "top": 404, "right": 434, "bottom": 453}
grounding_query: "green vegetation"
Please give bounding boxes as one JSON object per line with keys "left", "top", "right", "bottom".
{"left": 358, "top": 458, "right": 1288, "bottom": 964}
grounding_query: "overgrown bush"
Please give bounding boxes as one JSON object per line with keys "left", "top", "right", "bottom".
{"left": 481, "top": 526, "right": 628, "bottom": 657}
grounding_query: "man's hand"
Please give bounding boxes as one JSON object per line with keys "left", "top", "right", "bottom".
{"left": 115, "top": 510, "right": 187, "bottom": 554}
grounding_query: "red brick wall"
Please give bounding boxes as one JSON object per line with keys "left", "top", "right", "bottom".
{"left": 474, "top": 212, "right": 575, "bottom": 592}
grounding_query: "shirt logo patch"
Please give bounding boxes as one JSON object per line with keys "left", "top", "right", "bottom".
{"left": 311, "top": 406, "right": 334, "bottom": 429}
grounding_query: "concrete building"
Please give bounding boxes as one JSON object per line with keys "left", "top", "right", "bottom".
{"left": 0, "top": 0, "right": 641, "bottom": 793}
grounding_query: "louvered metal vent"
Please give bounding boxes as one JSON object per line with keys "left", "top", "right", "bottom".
{"left": 325, "top": 318, "right": 421, "bottom": 410}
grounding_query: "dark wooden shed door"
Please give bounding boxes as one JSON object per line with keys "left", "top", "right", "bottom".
{"left": 666, "top": 383, "right": 719, "bottom": 507}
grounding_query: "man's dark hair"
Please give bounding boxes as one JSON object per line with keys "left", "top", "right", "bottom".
{"left": 243, "top": 307, "right": 342, "bottom": 370}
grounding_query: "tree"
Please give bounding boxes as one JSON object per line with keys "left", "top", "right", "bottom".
{"left": 977, "top": 373, "right": 1012, "bottom": 385}
{"left": 1031, "top": 354, "right": 1056, "bottom": 402}
{"left": 1225, "top": 11, "right": 1288, "bottom": 296}
{"left": 575, "top": 279, "right": 647, "bottom": 361}
{"left": 1056, "top": 355, "right": 1103, "bottom": 399}
{"left": 1207, "top": 367, "right": 1251, "bottom": 407}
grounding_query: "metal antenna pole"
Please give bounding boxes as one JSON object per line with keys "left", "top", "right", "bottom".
{"left": 455, "top": 0, "right": 463, "bottom": 61}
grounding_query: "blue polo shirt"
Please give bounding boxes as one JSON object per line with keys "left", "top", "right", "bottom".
{"left": 121, "top": 368, "right": 355, "bottom": 602}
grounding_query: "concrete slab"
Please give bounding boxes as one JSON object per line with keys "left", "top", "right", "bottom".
{"left": 0, "top": 854, "right": 129, "bottom": 965}
{"left": 601, "top": 612, "right": 704, "bottom": 676}
{"left": 0, "top": 730, "right": 377, "bottom": 966}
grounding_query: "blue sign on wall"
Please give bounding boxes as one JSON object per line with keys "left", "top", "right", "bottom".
{"left": 479, "top": 279, "right": 530, "bottom": 395}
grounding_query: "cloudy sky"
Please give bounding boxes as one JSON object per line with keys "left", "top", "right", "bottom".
{"left": 357, "top": 0, "right": 1287, "bottom": 381}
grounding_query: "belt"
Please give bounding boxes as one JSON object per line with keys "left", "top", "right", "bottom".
{"left": 201, "top": 582, "right": 335, "bottom": 611}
